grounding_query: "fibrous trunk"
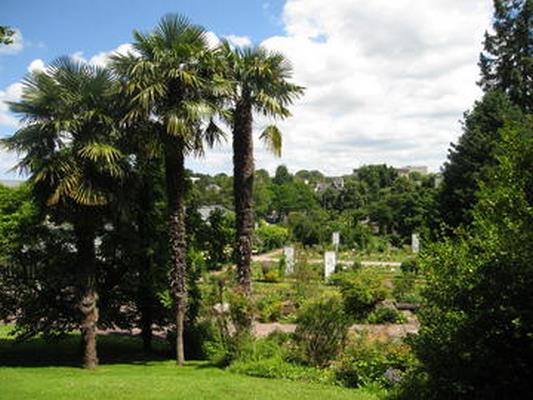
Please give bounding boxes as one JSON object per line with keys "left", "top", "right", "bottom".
{"left": 75, "top": 215, "right": 99, "bottom": 369}
{"left": 233, "top": 100, "right": 254, "bottom": 297}
{"left": 165, "top": 139, "right": 187, "bottom": 366}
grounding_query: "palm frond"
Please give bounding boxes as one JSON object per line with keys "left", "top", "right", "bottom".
{"left": 260, "top": 125, "right": 282, "bottom": 157}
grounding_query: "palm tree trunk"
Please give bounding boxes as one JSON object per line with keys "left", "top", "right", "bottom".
{"left": 233, "top": 100, "right": 254, "bottom": 297}
{"left": 75, "top": 215, "right": 99, "bottom": 370}
{"left": 165, "top": 139, "right": 187, "bottom": 366}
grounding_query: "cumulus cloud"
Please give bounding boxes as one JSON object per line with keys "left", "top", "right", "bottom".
{"left": 0, "top": 82, "right": 23, "bottom": 128}
{"left": 224, "top": 34, "right": 252, "bottom": 48}
{"left": 1, "top": 1, "right": 495, "bottom": 178}
{"left": 27, "top": 58, "right": 46, "bottom": 73}
{"left": 250, "top": 0, "right": 492, "bottom": 174}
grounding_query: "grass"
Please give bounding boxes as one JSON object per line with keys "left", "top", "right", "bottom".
{"left": 0, "top": 325, "right": 381, "bottom": 400}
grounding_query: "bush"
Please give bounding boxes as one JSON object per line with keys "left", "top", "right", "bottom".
{"left": 400, "top": 258, "right": 418, "bottom": 274}
{"left": 332, "top": 269, "right": 387, "bottom": 321}
{"left": 255, "top": 222, "right": 289, "bottom": 253}
{"left": 256, "top": 294, "right": 284, "bottom": 322}
{"left": 294, "top": 293, "right": 350, "bottom": 367}
{"left": 366, "top": 306, "right": 407, "bottom": 324}
{"left": 333, "top": 334, "right": 415, "bottom": 388}
{"left": 260, "top": 263, "right": 280, "bottom": 282}
{"left": 392, "top": 272, "right": 421, "bottom": 304}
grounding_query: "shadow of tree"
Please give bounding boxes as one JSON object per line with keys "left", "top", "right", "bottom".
{"left": 0, "top": 328, "right": 171, "bottom": 368}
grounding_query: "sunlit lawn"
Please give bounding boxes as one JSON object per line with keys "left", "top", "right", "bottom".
{"left": 0, "top": 325, "right": 380, "bottom": 400}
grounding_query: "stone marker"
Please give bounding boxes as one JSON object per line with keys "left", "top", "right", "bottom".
{"left": 324, "top": 251, "right": 336, "bottom": 280}
{"left": 332, "top": 231, "right": 340, "bottom": 251}
{"left": 283, "top": 246, "right": 295, "bottom": 275}
{"left": 411, "top": 233, "right": 420, "bottom": 253}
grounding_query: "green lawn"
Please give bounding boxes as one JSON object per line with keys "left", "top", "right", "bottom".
{"left": 0, "top": 326, "right": 380, "bottom": 400}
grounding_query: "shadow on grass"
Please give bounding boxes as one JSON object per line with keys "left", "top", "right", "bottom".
{"left": 0, "top": 328, "right": 172, "bottom": 368}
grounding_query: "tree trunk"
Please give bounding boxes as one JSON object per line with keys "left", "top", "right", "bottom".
{"left": 233, "top": 100, "right": 254, "bottom": 298}
{"left": 165, "top": 139, "right": 187, "bottom": 366}
{"left": 75, "top": 215, "right": 99, "bottom": 370}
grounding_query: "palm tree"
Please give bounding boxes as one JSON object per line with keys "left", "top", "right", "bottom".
{"left": 2, "top": 57, "right": 125, "bottom": 369}
{"left": 111, "top": 14, "right": 225, "bottom": 365}
{"left": 222, "top": 44, "right": 303, "bottom": 297}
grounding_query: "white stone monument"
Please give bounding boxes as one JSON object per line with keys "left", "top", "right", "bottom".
{"left": 332, "top": 231, "right": 340, "bottom": 251}
{"left": 283, "top": 246, "right": 295, "bottom": 275}
{"left": 324, "top": 251, "right": 336, "bottom": 280}
{"left": 411, "top": 233, "right": 420, "bottom": 254}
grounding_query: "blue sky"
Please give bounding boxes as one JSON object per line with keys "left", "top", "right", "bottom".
{"left": 1, "top": 0, "right": 493, "bottom": 179}
{"left": 1, "top": 0, "right": 284, "bottom": 89}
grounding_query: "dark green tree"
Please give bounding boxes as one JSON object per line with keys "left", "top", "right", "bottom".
{"left": 439, "top": 90, "right": 522, "bottom": 228}
{"left": 479, "top": 0, "right": 533, "bottom": 112}
{"left": 402, "top": 116, "right": 533, "bottom": 399}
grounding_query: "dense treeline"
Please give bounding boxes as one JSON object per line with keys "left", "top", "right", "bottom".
{"left": 192, "top": 164, "right": 438, "bottom": 249}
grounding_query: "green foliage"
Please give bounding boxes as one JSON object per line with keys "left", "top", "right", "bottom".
{"left": 399, "top": 258, "right": 418, "bottom": 274}
{"left": 332, "top": 270, "right": 387, "bottom": 321}
{"left": 479, "top": 0, "right": 533, "bottom": 112}
{"left": 0, "top": 25, "right": 15, "bottom": 45}
{"left": 294, "top": 293, "right": 350, "bottom": 367}
{"left": 392, "top": 273, "right": 421, "bottom": 304}
{"left": 401, "top": 117, "right": 533, "bottom": 399}
{"left": 260, "top": 263, "right": 281, "bottom": 283}
{"left": 366, "top": 307, "right": 406, "bottom": 325}
{"left": 255, "top": 222, "right": 289, "bottom": 253}
{"left": 439, "top": 90, "right": 523, "bottom": 229}
{"left": 333, "top": 334, "right": 415, "bottom": 388}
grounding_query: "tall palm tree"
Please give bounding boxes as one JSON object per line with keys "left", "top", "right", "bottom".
{"left": 111, "top": 14, "right": 225, "bottom": 365}
{"left": 2, "top": 58, "right": 125, "bottom": 369}
{"left": 222, "top": 44, "right": 304, "bottom": 297}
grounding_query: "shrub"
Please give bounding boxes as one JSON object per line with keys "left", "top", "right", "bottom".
{"left": 229, "top": 357, "right": 332, "bottom": 383}
{"left": 392, "top": 272, "right": 421, "bottom": 304}
{"left": 333, "top": 334, "right": 415, "bottom": 388}
{"left": 332, "top": 269, "right": 387, "bottom": 321}
{"left": 366, "top": 306, "right": 407, "bottom": 324}
{"left": 294, "top": 293, "right": 350, "bottom": 367}
{"left": 260, "top": 263, "right": 281, "bottom": 282}
{"left": 256, "top": 294, "right": 284, "bottom": 322}
{"left": 255, "top": 222, "right": 289, "bottom": 253}
{"left": 400, "top": 258, "right": 418, "bottom": 274}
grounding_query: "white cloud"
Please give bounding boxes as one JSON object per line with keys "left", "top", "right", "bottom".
{"left": 1, "top": 2, "right": 495, "bottom": 177}
{"left": 0, "top": 82, "right": 23, "bottom": 128}
{"left": 89, "top": 43, "right": 137, "bottom": 66}
{"left": 205, "top": 31, "right": 222, "bottom": 49}
{"left": 0, "top": 29, "right": 24, "bottom": 55}
{"left": 224, "top": 34, "right": 252, "bottom": 48}
{"left": 191, "top": 0, "right": 494, "bottom": 176}
{"left": 250, "top": 0, "right": 492, "bottom": 174}
{"left": 27, "top": 58, "right": 46, "bottom": 73}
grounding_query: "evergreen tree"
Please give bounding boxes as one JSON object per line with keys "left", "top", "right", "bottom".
{"left": 479, "top": 0, "right": 533, "bottom": 112}
{"left": 439, "top": 90, "right": 522, "bottom": 228}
